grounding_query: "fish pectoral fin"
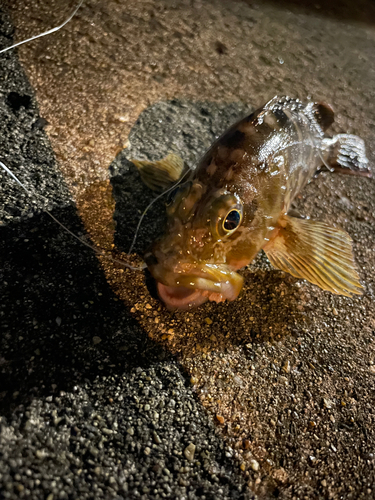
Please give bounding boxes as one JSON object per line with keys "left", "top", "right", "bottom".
{"left": 130, "top": 153, "right": 186, "bottom": 191}
{"left": 263, "top": 215, "right": 362, "bottom": 297}
{"left": 321, "top": 134, "right": 372, "bottom": 178}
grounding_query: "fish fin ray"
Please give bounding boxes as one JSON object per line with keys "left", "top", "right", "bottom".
{"left": 263, "top": 215, "right": 362, "bottom": 296}
{"left": 131, "top": 153, "right": 186, "bottom": 191}
{"left": 321, "top": 134, "right": 371, "bottom": 178}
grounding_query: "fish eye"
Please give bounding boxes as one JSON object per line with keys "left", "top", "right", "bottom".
{"left": 209, "top": 192, "right": 243, "bottom": 240}
{"left": 223, "top": 209, "right": 242, "bottom": 232}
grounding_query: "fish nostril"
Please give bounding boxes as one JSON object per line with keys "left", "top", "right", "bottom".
{"left": 144, "top": 252, "right": 158, "bottom": 267}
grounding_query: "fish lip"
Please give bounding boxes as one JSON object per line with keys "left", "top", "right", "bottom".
{"left": 154, "top": 263, "right": 244, "bottom": 310}
{"left": 157, "top": 283, "right": 210, "bottom": 310}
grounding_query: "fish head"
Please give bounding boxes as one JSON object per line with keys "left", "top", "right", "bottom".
{"left": 145, "top": 178, "right": 264, "bottom": 310}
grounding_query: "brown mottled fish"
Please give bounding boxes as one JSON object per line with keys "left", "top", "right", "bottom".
{"left": 133, "top": 96, "right": 371, "bottom": 309}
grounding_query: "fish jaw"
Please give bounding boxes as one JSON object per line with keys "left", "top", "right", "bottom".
{"left": 157, "top": 284, "right": 213, "bottom": 310}
{"left": 148, "top": 259, "right": 244, "bottom": 310}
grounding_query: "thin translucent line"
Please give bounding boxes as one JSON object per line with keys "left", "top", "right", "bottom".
{"left": 0, "top": 160, "right": 145, "bottom": 271}
{"left": 0, "top": 0, "right": 84, "bottom": 54}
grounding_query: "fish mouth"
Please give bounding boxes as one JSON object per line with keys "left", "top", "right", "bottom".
{"left": 154, "top": 264, "right": 244, "bottom": 310}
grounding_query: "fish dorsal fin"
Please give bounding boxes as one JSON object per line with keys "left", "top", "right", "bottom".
{"left": 130, "top": 153, "right": 186, "bottom": 192}
{"left": 263, "top": 215, "right": 362, "bottom": 297}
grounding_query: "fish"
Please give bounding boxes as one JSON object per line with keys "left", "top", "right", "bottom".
{"left": 133, "top": 96, "right": 372, "bottom": 310}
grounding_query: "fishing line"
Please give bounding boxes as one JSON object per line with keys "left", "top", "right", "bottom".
{"left": 0, "top": 160, "right": 145, "bottom": 272}
{"left": 0, "top": 0, "right": 84, "bottom": 54}
{"left": 128, "top": 166, "right": 193, "bottom": 255}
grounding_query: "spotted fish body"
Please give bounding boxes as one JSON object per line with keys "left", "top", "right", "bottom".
{"left": 141, "top": 96, "right": 370, "bottom": 309}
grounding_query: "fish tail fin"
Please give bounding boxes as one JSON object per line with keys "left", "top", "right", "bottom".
{"left": 263, "top": 215, "right": 363, "bottom": 297}
{"left": 321, "top": 134, "right": 371, "bottom": 178}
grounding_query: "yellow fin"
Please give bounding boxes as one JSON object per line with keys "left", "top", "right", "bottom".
{"left": 263, "top": 215, "right": 362, "bottom": 297}
{"left": 130, "top": 153, "right": 185, "bottom": 192}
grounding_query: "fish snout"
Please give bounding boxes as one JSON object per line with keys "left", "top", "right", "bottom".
{"left": 145, "top": 251, "right": 244, "bottom": 309}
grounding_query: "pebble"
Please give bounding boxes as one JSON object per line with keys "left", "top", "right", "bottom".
{"left": 144, "top": 447, "right": 151, "bottom": 456}
{"left": 184, "top": 443, "right": 196, "bottom": 462}
{"left": 92, "top": 336, "right": 102, "bottom": 345}
{"left": 205, "top": 317, "right": 213, "bottom": 325}
{"left": 216, "top": 415, "right": 225, "bottom": 425}
{"left": 282, "top": 360, "right": 291, "bottom": 374}
{"left": 250, "top": 459, "right": 259, "bottom": 471}
{"left": 272, "top": 467, "right": 288, "bottom": 483}
{"left": 153, "top": 431, "right": 162, "bottom": 444}
{"left": 323, "top": 398, "right": 333, "bottom": 409}
{"left": 109, "top": 476, "right": 117, "bottom": 487}
{"left": 278, "top": 376, "right": 288, "bottom": 385}
{"left": 339, "top": 196, "right": 353, "bottom": 209}
{"left": 89, "top": 447, "right": 99, "bottom": 457}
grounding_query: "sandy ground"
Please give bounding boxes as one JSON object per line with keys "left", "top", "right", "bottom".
{"left": 1, "top": 0, "right": 375, "bottom": 498}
